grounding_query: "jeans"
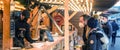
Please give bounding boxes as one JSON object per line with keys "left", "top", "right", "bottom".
{"left": 112, "top": 32, "right": 117, "bottom": 45}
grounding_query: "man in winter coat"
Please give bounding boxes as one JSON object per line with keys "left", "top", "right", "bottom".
{"left": 100, "top": 15, "right": 113, "bottom": 50}
{"left": 110, "top": 20, "right": 119, "bottom": 46}
{"left": 79, "top": 14, "right": 91, "bottom": 44}
{"left": 14, "top": 10, "right": 36, "bottom": 48}
{"left": 79, "top": 15, "right": 103, "bottom": 50}
{"left": 101, "top": 16, "right": 113, "bottom": 39}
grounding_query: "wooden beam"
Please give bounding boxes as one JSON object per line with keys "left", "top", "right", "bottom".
{"left": 31, "top": 6, "right": 59, "bottom": 28}
{"left": 30, "top": 6, "right": 59, "bottom": 26}
{"left": 48, "top": 6, "right": 58, "bottom": 13}
{"left": 41, "top": 6, "right": 59, "bottom": 26}
{"left": 3, "top": 0, "right": 11, "bottom": 50}
{"left": 30, "top": 6, "right": 59, "bottom": 38}
{"left": 64, "top": 0, "right": 69, "bottom": 50}
{"left": 69, "top": 11, "right": 77, "bottom": 20}
{"left": 42, "top": 6, "right": 63, "bottom": 34}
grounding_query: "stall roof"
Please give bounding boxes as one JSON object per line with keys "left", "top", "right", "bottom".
{"left": 39, "top": 0, "right": 93, "bottom": 14}
{"left": 12, "top": 0, "right": 119, "bottom": 13}
{"left": 0, "top": 0, "right": 118, "bottom": 12}
{"left": 39, "top": 0, "right": 118, "bottom": 13}
{"left": 93, "top": 0, "right": 119, "bottom": 11}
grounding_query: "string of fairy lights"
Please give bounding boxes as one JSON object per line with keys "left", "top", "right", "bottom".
{"left": 39, "top": 0, "right": 93, "bottom": 14}
{"left": 0, "top": 0, "right": 3, "bottom": 10}
{"left": 0, "top": 0, "right": 93, "bottom": 14}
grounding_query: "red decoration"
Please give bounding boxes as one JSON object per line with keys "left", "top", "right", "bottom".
{"left": 54, "top": 15, "right": 64, "bottom": 26}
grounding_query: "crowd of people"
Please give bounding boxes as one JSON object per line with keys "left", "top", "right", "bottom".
{"left": 79, "top": 14, "right": 119, "bottom": 50}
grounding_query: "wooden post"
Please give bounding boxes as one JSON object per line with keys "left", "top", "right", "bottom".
{"left": 3, "top": 0, "right": 11, "bottom": 50}
{"left": 64, "top": 0, "right": 69, "bottom": 50}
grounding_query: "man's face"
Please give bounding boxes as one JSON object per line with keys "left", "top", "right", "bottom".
{"left": 79, "top": 16, "right": 85, "bottom": 28}
{"left": 103, "top": 17, "right": 108, "bottom": 22}
{"left": 102, "top": 17, "right": 108, "bottom": 23}
{"left": 20, "top": 15, "right": 25, "bottom": 20}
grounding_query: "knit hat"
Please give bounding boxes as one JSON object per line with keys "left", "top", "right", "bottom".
{"left": 87, "top": 17, "right": 98, "bottom": 28}
{"left": 22, "top": 10, "right": 30, "bottom": 19}
{"left": 100, "top": 13, "right": 108, "bottom": 19}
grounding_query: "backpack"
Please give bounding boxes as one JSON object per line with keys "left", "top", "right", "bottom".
{"left": 90, "top": 30, "right": 103, "bottom": 50}
{"left": 82, "top": 29, "right": 103, "bottom": 50}
{"left": 96, "top": 30, "right": 109, "bottom": 45}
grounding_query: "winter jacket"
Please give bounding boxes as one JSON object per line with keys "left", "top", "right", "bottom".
{"left": 14, "top": 19, "right": 34, "bottom": 47}
{"left": 111, "top": 21, "right": 119, "bottom": 32}
{"left": 102, "top": 21, "right": 113, "bottom": 38}
{"left": 82, "top": 29, "right": 103, "bottom": 50}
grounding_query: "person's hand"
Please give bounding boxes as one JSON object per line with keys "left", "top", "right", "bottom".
{"left": 79, "top": 40, "right": 84, "bottom": 45}
{"left": 38, "top": 25, "right": 48, "bottom": 30}
{"left": 30, "top": 27, "right": 35, "bottom": 30}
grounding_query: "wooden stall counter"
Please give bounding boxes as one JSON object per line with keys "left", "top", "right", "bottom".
{"left": 28, "top": 36, "right": 64, "bottom": 50}
{"left": 28, "top": 31, "right": 76, "bottom": 50}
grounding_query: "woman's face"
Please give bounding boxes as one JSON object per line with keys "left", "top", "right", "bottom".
{"left": 79, "top": 16, "right": 85, "bottom": 28}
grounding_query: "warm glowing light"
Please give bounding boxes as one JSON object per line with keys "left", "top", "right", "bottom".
{"left": 76, "top": 0, "right": 79, "bottom": 4}
{"left": 69, "top": 2, "right": 78, "bottom": 11}
{"left": 0, "top": 1, "right": 3, "bottom": 10}
{"left": 79, "top": 5, "right": 83, "bottom": 12}
{"left": 70, "top": 0, "right": 80, "bottom": 11}
{"left": 0, "top": 1, "right": 3, "bottom": 4}
{"left": 55, "top": 0, "right": 57, "bottom": 2}
{"left": 15, "top": 4, "right": 25, "bottom": 10}
{"left": 80, "top": 0, "right": 83, "bottom": 2}
{"left": 49, "top": 0, "right": 52, "bottom": 3}
{"left": 38, "top": 0, "right": 93, "bottom": 12}
{"left": 69, "top": 4, "right": 75, "bottom": 11}
{"left": 45, "top": 0, "right": 48, "bottom": 2}
{"left": 15, "top": 1, "right": 20, "bottom": 4}
{"left": 86, "top": 0, "right": 89, "bottom": 12}
{"left": 41, "top": 0, "right": 44, "bottom": 2}
{"left": 96, "top": 11, "right": 102, "bottom": 15}
{"left": 14, "top": 8, "right": 21, "bottom": 11}
{"left": 86, "top": 0, "right": 88, "bottom": 3}
{"left": 90, "top": 2, "right": 93, "bottom": 12}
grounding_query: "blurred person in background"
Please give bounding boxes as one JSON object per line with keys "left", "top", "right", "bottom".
{"left": 100, "top": 15, "right": 113, "bottom": 50}
{"left": 79, "top": 14, "right": 91, "bottom": 44}
{"left": 78, "top": 14, "right": 91, "bottom": 50}
{"left": 110, "top": 19, "right": 119, "bottom": 46}
{"left": 101, "top": 15, "right": 113, "bottom": 39}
